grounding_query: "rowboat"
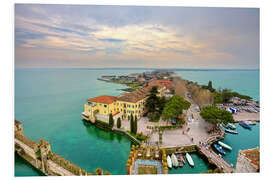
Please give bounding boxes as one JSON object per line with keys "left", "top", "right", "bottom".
{"left": 218, "top": 141, "right": 232, "bottom": 151}
{"left": 239, "top": 122, "right": 251, "bottom": 129}
{"left": 213, "top": 144, "right": 226, "bottom": 155}
{"left": 185, "top": 153, "right": 194, "bottom": 167}
{"left": 227, "top": 123, "right": 236, "bottom": 129}
{"left": 177, "top": 154, "right": 183, "bottom": 167}
{"left": 225, "top": 129, "right": 238, "bottom": 134}
{"left": 171, "top": 153, "right": 179, "bottom": 168}
{"left": 167, "top": 155, "right": 172, "bottom": 168}
{"left": 180, "top": 153, "right": 186, "bottom": 164}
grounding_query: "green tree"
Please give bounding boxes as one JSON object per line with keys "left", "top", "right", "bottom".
{"left": 134, "top": 115, "right": 138, "bottom": 134}
{"left": 117, "top": 117, "right": 121, "bottom": 128}
{"left": 162, "top": 95, "right": 191, "bottom": 120}
{"left": 109, "top": 113, "right": 114, "bottom": 128}
{"left": 207, "top": 81, "right": 212, "bottom": 90}
{"left": 130, "top": 114, "right": 134, "bottom": 134}
{"left": 145, "top": 86, "right": 160, "bottom": 113}
{"left": 200, "top": 106, "right": 234, "bottom": 125}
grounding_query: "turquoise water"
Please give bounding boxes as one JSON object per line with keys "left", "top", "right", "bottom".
{"left": 175, "top": 70, "right": 259, "bottom": 101}
{"left": 14, "top": 68, "right": 259, "bottom": 176}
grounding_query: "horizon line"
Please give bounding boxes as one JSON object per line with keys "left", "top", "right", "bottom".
{"left": 14, "top": 67, "right": 259, "bottom": 71}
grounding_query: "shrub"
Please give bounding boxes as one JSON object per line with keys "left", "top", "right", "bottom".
{"left": 117, "top": 117, "right": 121, "bottom": 128}
{"left": 109, "top": 113, "right": 114, "bottom": 128}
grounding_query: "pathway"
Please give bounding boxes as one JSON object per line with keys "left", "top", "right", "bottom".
{"left": 197, "top": 144, "right": 234, "bottom": 173}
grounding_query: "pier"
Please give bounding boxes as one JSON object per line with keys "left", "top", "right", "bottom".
{"left": 197, "top": 144, "right": 234, "bottom": 173}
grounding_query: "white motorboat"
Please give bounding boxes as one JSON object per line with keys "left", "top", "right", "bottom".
{"left": 171, "top": 153, "right": 179, "bottom": 168}
{"left": 227, "top": 123, "right": 236, "bottom": 129}
{"left": 218, "top": 141, "right": 232, "bottom": 151}
{"left": 185, "top": 153, "right": 194, "bottom": 167}
{"left": 167, "top": 155, "right": 172, "bottom": 168}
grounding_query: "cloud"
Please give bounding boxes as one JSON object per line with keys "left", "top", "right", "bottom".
{"left": 14, "top": 4, "right": 259, "bottom": 69}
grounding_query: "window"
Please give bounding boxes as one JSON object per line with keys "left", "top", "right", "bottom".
{"left": 128, "top": 104, "right": 130, "bottom": 108}
{"left": 104, "top": 105, "right": 107, "bottom": 108}
{"left": 104, "top": 111, "right": 106, "bottom": 113}
{"left": 136, "top": 110, "right": 137, "bottom": 113}
{"left": 132, "top": 105, "right": 134, "bottom": 108}
{"left": 99, "top": 104, "right": 102, "bottom": 107}
{"left": 117, "top": 103, "right": 119, "bottom": 106}
{"left": 136, "top": 105, "right": 137, "bottom": 108}
{"left": 132, "top": 111, "right": 134, "bottom": 114}
{"left": 117, "top": 108, "right": 119, "bottom": 111}
{"left": 110, "top": 110, "right": 112, "bottom": 113}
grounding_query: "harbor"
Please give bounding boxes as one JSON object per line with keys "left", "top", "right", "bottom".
{"left": 15, "top": 68, "right": 260, "bottom": 175}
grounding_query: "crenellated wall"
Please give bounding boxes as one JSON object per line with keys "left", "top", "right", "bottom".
{"left": 14, "top": 120, "right": 89, "bottom": 176}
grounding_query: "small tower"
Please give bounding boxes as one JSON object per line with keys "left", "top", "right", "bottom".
{"left": 39, "top": 139, "right": 51, "bottom": 173}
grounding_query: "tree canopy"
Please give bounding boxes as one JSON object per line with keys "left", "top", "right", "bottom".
{"left": 162, "top": 95, "right": 191, "bottom": 120}
{"left": 200, "top": 106, "right": 234, "bottom": 125}
{"left": 145, "top": 86, "right": 160, "bottom": 113}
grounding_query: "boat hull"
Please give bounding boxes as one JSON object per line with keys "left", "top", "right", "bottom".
{"left": 185, "top": 153, "right": 194, "bottom": 167}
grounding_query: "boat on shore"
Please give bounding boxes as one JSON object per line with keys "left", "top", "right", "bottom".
{"left": 180, "top": 153, "right": 186, "bottom": 164}
{"left": 213, "top": 144, "right": 226, "bottom": 155}
{"left": 167, "top": 155, "right": 172, "bottom": 168}
{"left": 171, "top": 153, "right": 179, "bottom": 168}
{"left": 218, "top": 141, "right": 232, "bottom": 151}
{"left": 225, "top": 129, "right": 238, "bottom": 134}
{"left": 239, "top": 122, "right": 251, "bottom": 129}
{"left": 185, "top": 153, "right": 194, "bottom": 167}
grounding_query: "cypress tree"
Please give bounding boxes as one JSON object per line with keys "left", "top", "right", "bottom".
{"left": 117, "top": 117, "right": 121, "bottom": 128}
{"left": 134, "top": 115, "right": 137, "bottom": 134}
{"left": 109, "top": 113, "right": 114, "bottom": 128}
{"left": 130, "top": 114, "right": 134, "bottom": 134}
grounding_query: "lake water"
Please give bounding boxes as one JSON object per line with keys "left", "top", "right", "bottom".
{"left": 14, "top": 68, "right": 260, "bottom": 176}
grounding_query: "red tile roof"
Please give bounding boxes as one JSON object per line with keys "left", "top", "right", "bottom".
{"left": 88, "top": 95, "right": 117, "bottom": 104}
{"left": 148, "top": 80, "right": 173, "bottom": 89}
{"left": 242, "top": 148, "right": 260, "bottom": 167}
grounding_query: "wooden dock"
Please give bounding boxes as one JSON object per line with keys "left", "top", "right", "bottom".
{"left": 198, "top": 144, "right": 234, "bottom": 173}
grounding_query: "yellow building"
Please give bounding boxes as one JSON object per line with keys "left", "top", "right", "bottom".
{"left": 83, "top": 83, "right": 171, "bottom": 124}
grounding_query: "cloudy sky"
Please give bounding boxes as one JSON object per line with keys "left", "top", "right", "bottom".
{"left": 15, "top": 4, "right": 259, "bottom": 69}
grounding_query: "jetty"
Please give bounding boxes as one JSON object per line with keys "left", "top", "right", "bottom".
{"left": 197, "top": 144, "right": 234, "bottom": 173}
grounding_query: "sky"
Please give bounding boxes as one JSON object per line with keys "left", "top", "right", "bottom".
{"left": 15, "top": 4, "right": 259, "bottom": 69}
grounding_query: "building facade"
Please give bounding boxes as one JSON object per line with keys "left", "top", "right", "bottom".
{"left": 83, "top": 82, "right": 172, "bottom": 124}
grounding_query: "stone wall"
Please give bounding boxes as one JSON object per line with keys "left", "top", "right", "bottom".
{"left": 14, "top": 120, "right": 90, "bottom": 176}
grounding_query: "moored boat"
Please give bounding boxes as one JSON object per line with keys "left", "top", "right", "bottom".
{"left": 239, "top": 122, "right": 251, "bottom": 129}
{"left": 213, "top": 144, "right": 226, "bottom": 155}
{"left": 185, "top": 153, "right": 194, "bottom": 167}
{"left": 180, "top": 153, "right": 186, "bottom": 164}
{"left": 167, "top": 155, "right": 172, "bottom": 168}
{"left": 176, "top": 154, "right": 183, "bottom": 167}
{"left": 246, "top": 121, "right": 256, "bottom": 125}
{"left": 171, "top": 153, "right": 179, "bottom": 168}
{"left": 225, "top": 129, "right": 238, "bottom": 134}
{"left": 218, "top": 141, "right": 232, "bottom": 151}
{"left": 227, "top": 123, "right": 236, "bottom": 129}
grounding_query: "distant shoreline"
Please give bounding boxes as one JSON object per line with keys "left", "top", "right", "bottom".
{"left": 15, "top": 68, "right": 259, "bottom": 71}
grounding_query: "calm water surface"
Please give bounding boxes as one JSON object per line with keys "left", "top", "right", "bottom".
{"left": 14, "top": 69, "right": 260, "bottom": 176}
